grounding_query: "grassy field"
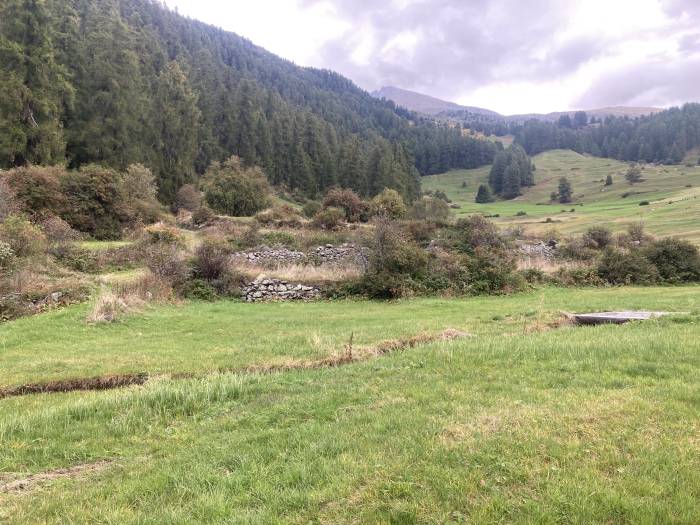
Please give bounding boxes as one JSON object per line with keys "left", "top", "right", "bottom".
{"left": 1, "top": 287, "right": 700, "bottom": 523}
{"left": 423, "top": 150, "right": 700, "bottom": 242}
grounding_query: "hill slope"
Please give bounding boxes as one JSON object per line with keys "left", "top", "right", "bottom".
{"left": 372, "top": 86, "right": 500, "bottom": 117}
{"left": 0, "top": 0, "right": 495, "bottom": 201}
{"left": 423, "top": 150, "right": 700, "bottom": 243}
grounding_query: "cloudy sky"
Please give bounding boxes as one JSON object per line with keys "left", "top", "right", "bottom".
{"left": 164, "top": 0, "right": 700, "bottom": 115}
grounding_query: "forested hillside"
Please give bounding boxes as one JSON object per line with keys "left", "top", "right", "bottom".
{"left": 0, "top": 0, "right": 495, "bottom": 202}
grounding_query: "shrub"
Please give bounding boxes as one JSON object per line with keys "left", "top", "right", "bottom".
{"left": 192, "top": 206, "right": 215, "bottom": 227}
{"left": 302, "top": 200, "right": 322, "bottom": 219}
{"left": 322, "top": 188, "right": 368, "bottom": 223}
{"left": 605, "top": 175, "right": 613, "bottom": 186}
{"left": 0, "top": 177, "right": 19, "bottom": 221}
{"left": 262, "top": 231, "right": 297, "bottom": 248}
{"left": 5, "top": 165, "right": 66, "bottom": 217}
{"left": 408, "top": 196, "right": 451, "bottom": 222}
{"left": 145, "top": 243, "right": 190, "bottom": 287}
{"left": 313, "top": 207, "right": 345, "bottom": 230}
{"left": 191, "top": 240, "right": 243, "bottom": 297}
{"left": 60, "top": 165, "right": 131, "bottom": 240}
{"left": 40, "top": 216, "right": 81, "bottom": 244}
{"left": 0, "top": 241, "right": 14, "bottom": 269}
{"left": 255, "top": 204, "right": 304, "bottom": 228}
{"left": 201, "top": 156, "right": 271, "bottom": 216}
{"left": 0, "top": 215, "right": 47, "bottom": 257}
{"left": 175, "top": 184, "right": 202, "bottom": 212}
{"left": 144, "top": 225, "right": 185, "bottom": 246}
{"left": 120, "top": 164, "right": 162, "bottom": 224}
{"left": 180, "top": 278, "right": 218, "bottom": 301}
{"left": 450, "top": 215, "right": 506, "bottom": 254}
{"left": 582, "top": 226, "right": 613, "bottom": 249}
{"left": 639, "top": 201, "right": 650, "bottom": 206}
{"left": 192, "top": 241, "right": 231, "bottom": 281}
{"left": 464, "top": 248, "right": 522, "bottom": 295}
{"left": 626, "top": 165, "right": 643, "bottom": 184}
{"left": 515, "top": 211, "right": 527, "bottom": 217}
{"left": 558, "top": 238, "right": 598, "bottom": 261}
{"left": 597, "top": 248, "right": 659, "bottom": 285}
{"left": 558, "top": 177, "right": 573, "bottom": 203}
{"left": 369, "top": 189, "right": 406, "bottom": 219}
{"left": 643, "top": 238, "right": 700, "bottom": 283}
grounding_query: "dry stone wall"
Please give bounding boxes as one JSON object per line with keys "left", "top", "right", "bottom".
{"left": 242, "top": 278, "right": 321, "bottom": 302}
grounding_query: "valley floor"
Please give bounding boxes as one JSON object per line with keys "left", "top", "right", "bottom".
{"left": 1, "top": 287, "right": 699, "bottom": 523}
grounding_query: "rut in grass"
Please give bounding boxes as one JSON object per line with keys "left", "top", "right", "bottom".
{"left": 0, "top": 329, "right": 471, "bottom": 400}
{"left": 0, "top": 461, "right": 114, "bottom": 493}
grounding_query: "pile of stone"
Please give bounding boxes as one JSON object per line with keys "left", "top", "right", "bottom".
{"left": 242, "top": 278, "right": 321, "bottom": 302}
{"left": 310, "top": 244, "right": 369, "bottom": 266}
{"left": 519, "top": 241, "right": 557, "bottom": 258}
{"left": 232, "top": 246, "right": 306, "bottom": 265}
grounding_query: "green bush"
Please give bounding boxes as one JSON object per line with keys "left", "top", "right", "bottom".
{"left": 0, "top": 215, "right": 47, "bottom": 257}
{"left": 262, "top": 231, "right": 297, "bottom": 248}
{"left": 302, "top": 200, "right": 322, "bottom": 219}
{"left": 191, "top": 206, "right": 215, "bottom": 227}
{"left": 60, "top": 165, "right": 131, "bottom": 240}
{"left": 597, "top": 248, "right": 659, "bottom": 285}
{"left": 255, "top": 205, "right": 303, "bottom": 228}
{"left": 369, "top": 189, "right": 406, "bottom": 219}
{"left": 643, "top": 238, "right": 700, "bottom": 283}
{"left": 408, "top": 196, "right": 451, "bottom": 222}
{"left": 582, "top": 226, "right": 613, "bottom": 249}
{"left": 201, "top": 156, "right": 271, "bottom": 217}
{"left": 450, "top": 215, "right": 506, "bottom": 255}
{"left": 313, "top": 207, "right": 345, "bottom": 230}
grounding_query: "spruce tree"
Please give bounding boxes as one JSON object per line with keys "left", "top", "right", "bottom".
{"left": 558, "top": 177, "right": 573, "bottom": 203}
{"left": 475, "top": 184, "right": 494, "bottom": 204}
{"left": 501, "top": 164, "right": 522, "bottom": 200}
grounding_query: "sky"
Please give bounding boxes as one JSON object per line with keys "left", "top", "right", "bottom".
{"left": 164, "top": 0, "right": 700, "bottom": 115}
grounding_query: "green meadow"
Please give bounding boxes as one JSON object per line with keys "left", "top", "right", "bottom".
{"left": 423, "top": 150, "right": 700, "bottom": 243}
{"left": 1, "top": 286, "right": 699, "bottom": 523}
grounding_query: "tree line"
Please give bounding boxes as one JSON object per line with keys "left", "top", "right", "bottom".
{"left": 0, "top": 0, "right": 495, "bottom": 203}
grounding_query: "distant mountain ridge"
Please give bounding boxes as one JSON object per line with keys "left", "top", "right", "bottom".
{"left": 372, "top": 86, "right": 663, "bottom": 121}
{"left": 371, "top": 86, "right": 500, "bottom": 117}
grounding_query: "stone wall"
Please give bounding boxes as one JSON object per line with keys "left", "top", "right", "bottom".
{"left": 233, "top": 244, "right": 367, "bottom": 267}
{"left": 242, "top": 278, "right": 321, "bottom": 302}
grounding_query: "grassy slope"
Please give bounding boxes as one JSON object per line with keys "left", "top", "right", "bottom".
{"left": 1, "top": 288, "right": 700, "bottom": 523}
{"left": 423, "top": 150, "right": 700, "bottom": 242}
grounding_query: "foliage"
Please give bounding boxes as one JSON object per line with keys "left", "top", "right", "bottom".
{"left": 488, "top": 144, "right": 534, "bottom": 199}
{"left": 475, "top": 184, "right": 494, "bottom": 203}
{"left": 449, "top": 215, "right": 506, "bottom": 255}
{"left": 557, "top": 177, "right": 573, "bottom": 203}
{"left": 120, "top": 164, "right": 162, "bottom": 223}
{"left": 605, "top": 174, "right": 613, "bottom": 186}
{"left": 312, "top": 207, "right": 345, "bottom": 230}
{"left": 302, "top": 200, "right": 322, "bottom": 219}
{"left": 322, "top": 187, "right": 368, "bottom": 222}
{"left": 597, "top": 248, "right": 659, "bottom": 285}
{"left": 0, "top": 240, "right": 14, "bottom": 268}
{"left": 255, "top": 205, "right": 304, "bottom": 228}
{"left": 626, "top": 165, "right": 644, "bottom": 184}
{"left": 642, "top": 238, "right": 700, "bottom": 283}
{"left": 4, "top": 165, "right": 66, "bottom": 217}
{"left": 175, "top": 184, "right": 202, "bottom": 212}
{"left": 202, "top": 156, "right": 271, "bottom": 217}
{"left": 369, "top": 189, "right": 406, "bottom": 219}
{"left": 0, "top": 176, "right": 19, "bottom": 221}
{"left": 582, "top": 226, "right": 613, "bottom": 249}
{"left": 0, "top": 215, "right": 47, "bottom": 257}
{"left": 191, "top": 206, "right": 215, "bottom": 227}
{"left": 408, "top": 196, "right": 451, "bottom": 222}
{"left": 59, "top": 165, "right": 131, "bottom": 240}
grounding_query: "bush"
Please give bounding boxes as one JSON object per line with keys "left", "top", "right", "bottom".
{"left": 0, "top": 215, "right": 47, "bottom": 257}
{"left": 408, "top": 196, "right": 451, "bottom": 222}
{"left": 0, "top": 241, "right": 14, "bottom": 269}
{"left": 120, "top": 164, "right": 162, "bottom": 224}
{"left": 582, "top": 226, "right": 613, "bottom": 249}
{"left": 0, "top": 176, "right": 19, "bottom": 221}
{"left": 322, "top": 188, "right": 368, "bottom": 223}
{"left": 597, "top": 248, "right": 659, "bottom": 285}
{"left": 201, "top": 156, "right": 271, "bottom": 216}
{"left": 450, "top": 215, "right": 506, "bottom": 254}
{"left": 369, "top": 189, "right": 406, "bottom": 219}
{"left": 175, "top": 184, "right": 202, "bottom": 212}
{"left": 60, "top": 165, "right": 131, "bottom": 240}
{"left": 145, "top": 243, "right": 190, "bottom": 287}
{"left": 313, "top": 207, "right": 345, "bottom": 230}
{"left": 255, "top": 204, "right": 304, "bottom": 228}
{"left": 643, "top": 238, "right": 700, "bottom": 283}
{"left": 40, "top": 216, "right": 81, "bottom": 244}
{"left": 192, "top": 206, "right": 215, "bottom": 227}
{"left": 558, "top": 238, "right": 598, "bottom": 261}
{"left": 302, "top": 200, "right": 322, "bottom": 219}
{"left": 5, "top": 165, "right": 66, "bottom": 217}
{"left": 191, "top": 240, "right": 243, "bottom": 297}
{"left": 639, "top": 201, "right": 650, "bottom": 206}
{"left": 144, "top": 225, "right": 185, "bottom": 246}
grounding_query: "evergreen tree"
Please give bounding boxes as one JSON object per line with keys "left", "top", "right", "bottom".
{"left": 605, "top": 174, "right": 613, "bottom": 186}
{"left": 152, "top": 61, "right": 201, "bottom": 202}
{"left": 475, "top": 184, "right": 494, "bottom": 204}
{"left": 558, "top": 177, "right": 573, "bottom": 203}
{"left": 0, "top": 0, "right": 71, "bottom": 166}
{"left": 502, "top": 164, "right": 522, "bottom": 200}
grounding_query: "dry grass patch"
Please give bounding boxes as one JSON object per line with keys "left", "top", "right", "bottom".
{"left": 87, "top": 273, "right": 174, "bottom": 323}
{"left": 0, "top": 461, "right": 113, "bottom": 493}
{"left": 236, "top": 262, "right": 363, "bottom": 284}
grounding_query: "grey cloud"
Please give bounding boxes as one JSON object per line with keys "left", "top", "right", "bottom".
{"left": 303, "top": 0, "right": 608, "bottom": 100}
{"left": 575, "top": 56, "right": 700, "bottom": 108}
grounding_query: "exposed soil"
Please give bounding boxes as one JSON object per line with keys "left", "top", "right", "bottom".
{"left": 0, "top": 461, "right": 113, "bottom": 493}
{"left": 0, "top": 374, "right": 149, "bottom": 400}
{"left": 0, "top": 329, "right": 470, "bottom": 399}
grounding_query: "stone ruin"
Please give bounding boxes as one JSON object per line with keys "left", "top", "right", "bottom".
{"left": 242, "top": 278, "right": 321, "bottom": 302}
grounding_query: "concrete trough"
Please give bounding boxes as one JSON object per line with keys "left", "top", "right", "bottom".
{"left": 572, "top": 311, "right": 682, "bottom": 325}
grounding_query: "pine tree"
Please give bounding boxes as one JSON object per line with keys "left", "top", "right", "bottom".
{"left": 475, "top": 184, "right": 494, "bottom": 204}
{"left": 501, "top": 163, "right": 522, "bottom": 200}
{"left": 488, "top": 151, "right": 508, "bottom": 194}
{"left": 558, "top": 177, "right": 573, "bottom": 203}
{"left": 0, "top": 0, "right": 71, "bottom": 166}
{"left": 152, "top": 61, "right": 201, "bottom": 202}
